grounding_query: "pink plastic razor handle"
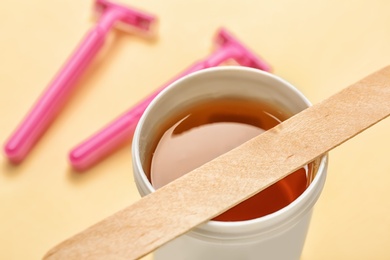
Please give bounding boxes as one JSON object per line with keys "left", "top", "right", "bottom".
{"left": 69, "top": 28, "right": 271, "bottom": 171}
{"left": 3, "top": 0, "right": 155, "bottom": 163}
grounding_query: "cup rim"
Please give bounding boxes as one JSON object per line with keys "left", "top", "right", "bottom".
{"left": 132, "top": 66, "right": 328, "bottom": 234}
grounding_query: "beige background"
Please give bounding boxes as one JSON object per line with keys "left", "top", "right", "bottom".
{"left": 1, "top": 0, "right": 390, "bottom": 259}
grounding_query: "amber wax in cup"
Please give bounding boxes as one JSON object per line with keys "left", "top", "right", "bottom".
{"left": 132, "top": 67, "right": 328, "bottom": 260}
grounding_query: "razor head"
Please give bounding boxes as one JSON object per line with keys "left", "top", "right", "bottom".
{"left": 215, "top": 28, "right": 271, "bottom": 72}
{"left": 95, "top": 0, "right": 156, "bottom": 33}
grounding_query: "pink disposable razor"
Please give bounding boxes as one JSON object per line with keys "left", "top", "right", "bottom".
{"left": 70, "top": 28, "right": 271, "bottom": 171}
{"left": 4, "top": 0, "right": 156, "bottom": 163}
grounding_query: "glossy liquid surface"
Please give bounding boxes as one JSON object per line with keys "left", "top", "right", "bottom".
{"left": 149, "top": 98, "right": 310, "bottom": 221}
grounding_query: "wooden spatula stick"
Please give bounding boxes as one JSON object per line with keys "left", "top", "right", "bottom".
{"left": 44, "top": 66, "right": 390, "bottom": 260}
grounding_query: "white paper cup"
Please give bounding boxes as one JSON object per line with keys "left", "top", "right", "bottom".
{"left": 132, "top": 67, "right": 328, "bottom": 260}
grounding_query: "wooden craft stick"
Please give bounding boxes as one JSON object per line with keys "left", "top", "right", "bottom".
{"left": 44, "top": 66, "right": 390, "bottom": 260}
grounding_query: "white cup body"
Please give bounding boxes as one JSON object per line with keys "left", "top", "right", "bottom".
{"left": 132, "top": 67, "right": 328, "bottom": 260}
